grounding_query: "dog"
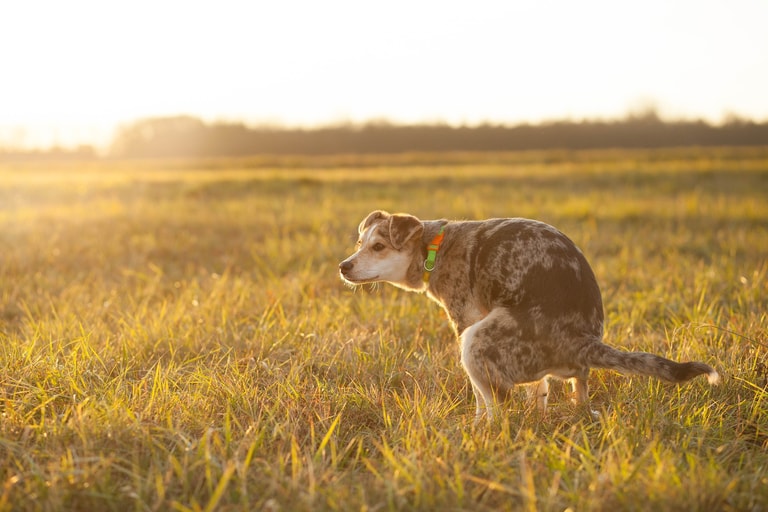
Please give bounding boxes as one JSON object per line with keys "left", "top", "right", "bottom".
{"left": 339, "top": 210, "right": 720, "bottom": 421}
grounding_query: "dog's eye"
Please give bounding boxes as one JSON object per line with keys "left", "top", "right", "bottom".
{"left": 372, "top": 243, "right": 386, "bottom": 252}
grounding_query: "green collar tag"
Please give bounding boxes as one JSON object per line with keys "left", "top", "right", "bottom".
{"left": 423, "top": 226, "right": 445, "bottom": 282}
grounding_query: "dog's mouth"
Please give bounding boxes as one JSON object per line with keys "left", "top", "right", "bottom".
{"left": 339, "top": 270, "right": 379, "bottom": 285}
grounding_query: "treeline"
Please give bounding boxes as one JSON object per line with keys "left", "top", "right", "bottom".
{"left": 110, "top": 114, "right": 768, "bottom": 158}
{"left": 3, "top": 114, "right": 768, "bottom": 160}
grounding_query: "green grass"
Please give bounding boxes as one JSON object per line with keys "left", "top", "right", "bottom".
{"left": 1, "top": 147, "right": 767, "bottom": 511}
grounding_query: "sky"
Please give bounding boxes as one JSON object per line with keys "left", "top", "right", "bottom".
{"left": 1, "top": 0, "right": 767, "bottom": 149}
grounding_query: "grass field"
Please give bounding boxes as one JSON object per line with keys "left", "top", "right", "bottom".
{"left": 1, "top": 148, "right": 767, "bottom": 511}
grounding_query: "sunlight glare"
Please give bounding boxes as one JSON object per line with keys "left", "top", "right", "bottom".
{"left": 1, "top": 0, "right": 767, "bottom": 148}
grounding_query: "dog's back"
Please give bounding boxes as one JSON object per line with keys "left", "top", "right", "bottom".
{"left": 426, "top": 217, "right": 603, "bottom": 340}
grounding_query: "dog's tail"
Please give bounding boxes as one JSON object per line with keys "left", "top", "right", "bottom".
{"left": 584, "top": 343, "right": 720, "bottom": 385}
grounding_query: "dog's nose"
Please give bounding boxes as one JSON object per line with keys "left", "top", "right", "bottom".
{"left": 339, "top": 260, "right": 354, "bottom": 273}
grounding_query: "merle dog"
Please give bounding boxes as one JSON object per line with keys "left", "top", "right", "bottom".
{"left": 340, "top": 210, "right": 719, "bottom": 420}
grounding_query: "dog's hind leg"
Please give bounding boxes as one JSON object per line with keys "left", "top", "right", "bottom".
{"left": 570, "top": 370, "right": 589, "bottom": 405}
{"left": 460, "top": 308, "right": 531, "bottom": 422}
{"left": 460, "top": 321, "right": 498, "bottom": 422}
{"left": 526, "top": 378, "right": 550, "bottom": 413}
{"left": 469, "top": 381, "right": 494, "bottom": 421}
{"left": 460, "top": 321, "right": 494, "bottom": 423}
{"left": 570, "top": 369, "right": 598, "bottom": 420}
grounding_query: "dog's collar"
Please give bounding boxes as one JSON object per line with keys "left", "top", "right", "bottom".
{"left": 423, "top": 226, "right": 446, "bottom": 283}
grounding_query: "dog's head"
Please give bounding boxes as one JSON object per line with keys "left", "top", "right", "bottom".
{"left": 339, "top": 210, "right": 424, "bottom": 290}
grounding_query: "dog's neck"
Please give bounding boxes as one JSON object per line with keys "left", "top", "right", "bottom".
{"left": 421, "top": 220, "right": 448, "bottom": 254}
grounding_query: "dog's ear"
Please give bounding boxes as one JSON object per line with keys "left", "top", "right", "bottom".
{"left": 388, "top": 214, "right": 423, "bottom": 250}
{"left": 359, "top": 210, "right": 390, "bottom": 234}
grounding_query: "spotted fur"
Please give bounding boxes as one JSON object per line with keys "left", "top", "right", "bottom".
{"left": 339, "top": 210, "right": 720, "bottom": 421}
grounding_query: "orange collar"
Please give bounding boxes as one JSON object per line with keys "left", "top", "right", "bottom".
{"left": 422, "top": 226, "right": 445, "bottom": 282}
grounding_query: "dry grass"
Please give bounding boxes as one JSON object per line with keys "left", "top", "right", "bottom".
{"left": 1, "top": 148, "right": 767, "bottom": 511}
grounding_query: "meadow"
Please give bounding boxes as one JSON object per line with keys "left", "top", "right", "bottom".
{"left": 0, "top": 148, "right": 767, "bottom": 511}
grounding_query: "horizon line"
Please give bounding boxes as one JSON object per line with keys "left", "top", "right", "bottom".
{"left": 2, "top": 109, "right": 766, "bottom": 153}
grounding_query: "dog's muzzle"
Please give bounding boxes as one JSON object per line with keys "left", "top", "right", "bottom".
{"left": 339, "top": 259, "right": 354, "bottom": 277}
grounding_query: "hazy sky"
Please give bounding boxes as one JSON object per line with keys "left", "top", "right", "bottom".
{"left": 2, "top": 0, "right": 767, "bottom": 149}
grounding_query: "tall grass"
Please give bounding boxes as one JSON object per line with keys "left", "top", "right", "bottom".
{"left": 1, "top": 148, "right": 767, "bottom": 511}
